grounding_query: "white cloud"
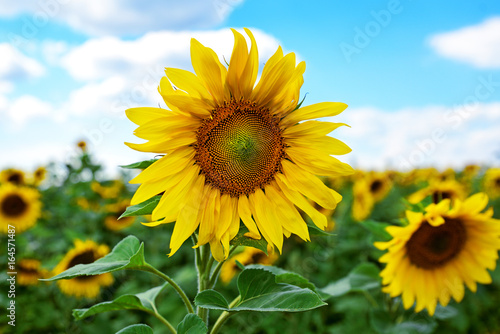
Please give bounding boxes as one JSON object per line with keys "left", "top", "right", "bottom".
{"left": 429, "top": 16, "right": 500, "bottom": 68}
{"left": 41, "top": 40, "right": 69, "bottom": 65}
{"left": 332, "top": 102, "right": 500, "bottom": 170}
{"left": 3, "top": 95, "right": 53, "bottom": 126}
{"left": 0, "top": 0, "right": 244, "bottom": 36}
{"left": 0, "top": 43, "right": 45, "bottom": 80}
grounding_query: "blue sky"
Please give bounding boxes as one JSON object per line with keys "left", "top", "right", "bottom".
{"left": 1, "top": 0, "right": 500, "bottom": 174}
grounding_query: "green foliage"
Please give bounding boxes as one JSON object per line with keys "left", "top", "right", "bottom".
{"left": 230, "top": 226, "right": 268, "bottom": 254}
{"left": 116, "top": 324, "right": 154, "bottom": 334}
{"left": 322, "top": 263, "right": 381, "bottom": 298}
{"left": 73, "top": 284, "right": 166, "bottom": 320}
{"left": 43, "top": 236, "right": 147, "bottom": 281}
{"left": 177, "top": 314, "right": 208, "bottom": 334}
{"left": 195, "top": 268, "right": 326, "bottom": 312}
{"left": 119, "top": 196, "right": 162, "bottom": 218}
{"left": 120, "top": 159, "right": 159, "bottom": 170}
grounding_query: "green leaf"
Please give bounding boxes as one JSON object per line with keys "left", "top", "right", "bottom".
{"left": 369, "top": 310, "right": 437, "bottom": 334}
{"left": 43, "top": 236, "right": 147, "bottom": 281}
{"left": 119, "top": 196, "right": 162, "bottom": 218}
{"left": 196, "top": 269, "right": 326, "bottom": 312}
{"left": 360, "top": 220, "right": 392, "bottom": 241}
{"left": 73, "top": 284, "right": 166, "bottom": 320}
{"left": 177, "top": 314, "right": 208, "bottom": 334}
{"left": 120, "top": 159, "right": 159, "bottom": 170}
{"left": 194, "top": 290, "right": 229, "bottom": 310}
{"left": 230, "top": 226, "right": 268, "bottom": 254}
{"left": 245, "top": 265, "right": 317, "bottom": 292}
{"left": 116, "top": 324, "right": 154, "bottom": 334}
{"left": 307, "top": 223, "right": 335, "bottom": 237}
{"left": 322, "top": 263, "right": 381, "bottom": 298}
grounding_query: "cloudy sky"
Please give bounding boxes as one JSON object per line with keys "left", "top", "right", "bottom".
{"left": 1, "top": 0, "right": 500, "bottom": 174}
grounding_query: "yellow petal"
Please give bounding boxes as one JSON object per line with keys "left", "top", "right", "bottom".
{"left": 250, "top": 189, "right": 283, "bottom": 252}
{"left": 280, "top": 160, "right": 342, "bottom": 209}
{"left": 226, "top": 29, "right": 249, "bottom": 100}
{"left": 125, "top": 133, "right": 196, "bottom": 154}
{"left": 240, "top": 28, "right": 259, "bottom": 99}
{"left": 168, "top": 175, "right": 205, "bottom": 256}
{"left": 126, "top": 107, "right": 170, "bottom": 126}
{"left": 161, "top": 94, "right": 212, "bottom": 118}
{"left": 286, "top": 146, "right": 354, "bottom": 177}
{"left": 283, "top": 121, "right": 349, "bottom": 138}
{"left": 286, "top": 136, "right": 352, "bottom": 155}
{"left": 198, "top": 187, "right": 221, "bottom": 245}
{"left": 281, "top": 102, "right": 348, "bottom": 127}
{"left": 237, "top": 195, "right": 261, "bottom": 239}
{"left": 165, "top": 67, "right": 211, "bottom": 100}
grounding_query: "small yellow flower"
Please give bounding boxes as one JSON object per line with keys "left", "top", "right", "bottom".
{"left": 220, "top": 247, "right": 278, "bottom": 283}
{"left": 91, "top": 180, "right": 124, "bottom": 199}
{"left": 32, "top": 166, "right": 47, "bottom": 186}
{"left": 104, "top": 199, "right": 135, "bottom": 231}
{"left": 77, "top": 140, "right": 87, "bottom": 152}
{"left": 351, "top": 171, "right": 391, "bottom": 221}
{"left": 376, "top": 193, "right": 500, "bottom": 315}
{"left": 17, "top": 259, "right": 47, "bottom": 286}
{"left": 0, "top": 183, "right": 42, "bottom": 234}
{"left": 53, "top": 240, "right": 113, "bottom": 298}
{"left": 0, "top": 168, "right": 26, "bottom": 186}
{"left": 483, "top": 168, "right": 500, "bottom": 199}
{"left": 408, "top": 179, "right": 467, "bottom": 205}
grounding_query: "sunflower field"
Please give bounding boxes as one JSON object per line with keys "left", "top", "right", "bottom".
{"left": 2, "top": 27, "right": 500, "bottom": 334}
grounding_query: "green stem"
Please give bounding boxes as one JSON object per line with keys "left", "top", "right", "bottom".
{"left": 197, "top": 244, "right": 211, "bottom": 324}
{"left": 142, "top": 264, "right": 195, "bottom": 314}
{"left": 148, "top": 309, "right": 177, "bottom": 334}
{"left": 208, "top": 245, "right": 238, "bottom": 288}
{"left": 210, "top": 296, "right": 241, "bottom": 334}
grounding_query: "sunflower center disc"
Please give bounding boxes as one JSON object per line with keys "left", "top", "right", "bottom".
{"left": 406, "top": 218, "right": 466, "bottom": 269}
{"left": 195, "top": 100, "right": 285, "bottom": 197}
{"left": 2, "top": 194, "right": 27, "bottom": 217}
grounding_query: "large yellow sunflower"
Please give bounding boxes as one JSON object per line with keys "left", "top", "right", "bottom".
{"left": 125, "top": 28, "right": 353, "bottom": 261}
{"left": 0, "top": 183, "right": 42, "bottom": 234}
{"left": 17, "top": 259, "right": 47, "bottom": 286}
{"left": 483, "top": 168, "right": 500, "bottom": 199}
{"left": 0, "top": 168, "right": 26, "bottom": 185}
{"left": 53, "top": 240, "right": 113, "bottom": 298}
{"left": 375, "top": 193, "right": 500, "bottom": 315}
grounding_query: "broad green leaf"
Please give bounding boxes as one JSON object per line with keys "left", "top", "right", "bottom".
{"left": 360, "top": 220, "right": 392, "bottom": 241}
{"left": 194, "top": 290, "right": 229, "bottom": 310}
{"left": 43, "top": 236, "right": 147, "bottom": 281}
{"left": 322, "top": 263, "right": 381, "bottom": 298}
{"left": 196, "top": 269, "right": 326, "bottom": 312}
{"left": 73, "top": 284, "right": 166, "bottom": 320}
{"left": 120, "top": 159, "right": 159, "bottom": 170}
{"left": 433, "top": 305, "right": 458, "bottom": 320}
{"left": 116, "top": 324, "right": 154, "bottom": 334}
{"left": 245, "top": 265, "right": 317, "bottom": 292}
{"left": 307, "top": 223, "right": 335, "bottom": 237}
{"left": 230, "top": 226, "right": 268, "bottom": 254}
{"left": 370, "top": 310, "right": 437, "bottom": 334}
{"left": 119, "top": 195, "right": 162, "bottom": 218}
{"left": 177, "top": 314, "right": 208, "bottom": 334}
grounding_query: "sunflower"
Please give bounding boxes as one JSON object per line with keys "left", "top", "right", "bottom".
{"left": 104, "top": 199, "right": 135, "bottom": 231}
{"left": 408, "top": 179, "right": 467, "bottom": 205}
{"left": 17, "top": 259, "right": 47, "bottom": 286}
{"left": 483, "top": 168, "right": 500, "bottom": 199}
{"left": 125, "top": 28, "right": 353, "bottom": 261}
{"left": 77, "top": 140, "right": 87, "bottom": 152}
{"left": 32, "top": 166, "right": 47, "bottom": 186}
{"left": 53, "top": 240, "right": 113, "bottom": 298}
{"left": 0, "top": 168, "right": 26, "bottom": 185}
{"left": 91, "top": 180, "right": 124, "bottom": 199}
{"left": 220, "top": 246, "right": 278, "bottom": 283}
{"left": 0, "top": 183, "right": 42, "bottom": 234}
{"left": 375, "top": 193, "right": 500, "bottom": 315}
{"left": 351, "top": 171, "right": 391, "bottom": 221}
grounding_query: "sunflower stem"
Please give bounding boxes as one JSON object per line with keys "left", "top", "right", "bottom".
{"left": 142, "top": 264, "right": 195, "bottom": 314}
{"left": 210, "top": 295, "right": 241, "bottom": 334}
{"left": 148, "top": 309, "right": 177, "bottom": 334}
{"left": 197, "top": 244, "right": 212, "bottom": 325}
{"left": 208, "top": 245, "right": 238, "bottom": 288}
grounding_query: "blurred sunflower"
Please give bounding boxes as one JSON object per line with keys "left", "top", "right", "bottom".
{"left": 0, "top": 168, "right": 26, "bottom": 185}
{"left": 220, "top": 246, "right": 278, "bottom": 283}
{"left": 91, "top": 180, "right": 124, "bottom": 199}
{"left": 375, "top": 193, "right": 500, "bottom": 315}
{"left": 104, "top": 199, "right": 135, "bottom": 231}
{"left": 0, "top": 183, "right": 41, "bottom": 233}
{"left": 53, "top": 240, "right": 113, "bottom": 298}
{"left": 32, "top": 166, "right": 47, "bottom": 186}
{"left": 77, "top": 140, "right": 87, "bottom": 152}
{"left": 351, "top": 171, "right": 391, "bottom": 221}
{"left": 408, "top": 179, "right": 467, "bottom": 204}
{"left": 126, "top": 28, "right": 353, "bottom": 261}
{"left": 483, "top": 168, "right": 500, "bottom": 199}
{"left": 18, "top": 259, "right": 47, "bottom": 286}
